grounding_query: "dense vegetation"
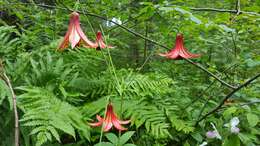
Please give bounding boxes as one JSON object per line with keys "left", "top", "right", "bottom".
{"left": 0, "top": 0, "right": 259, "bottom": 146}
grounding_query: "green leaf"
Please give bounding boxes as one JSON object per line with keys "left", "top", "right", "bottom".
{"left": 0, "top": 80, "right": 12, "bottom": 108}
{"left": 223, "top": 135, "right": 240, "bottom": 146}
{"left": 174, "top": 7, "right": 189, "bottom": 14}
{"left": 36, "top": 132, "right": 48, "bottom": 146}
{"left": 190, "top": 15, "right": 202, "bottom": 24}
{"left": 105, "top": 133, "right": 119, "bottom": 144}
{"left": 94, "top": 142, "right": 114, "bottom": 146}
{"left": 47, "top": 126, "right": 61, "bottom": 143}
{"left": 247, "top": 113, "right": 259, "bottom": 127}
{"left": 238, "top": 133, "right": 252, "bottom": 145}
{"left": 223, "top": 107, "right": 237, "bottom": 118}
{"left": 219, "top": 24, "right": 235, "bottom": 32}
{"left": 51, "top": 117, "right": 75, "bottom": 139}
{"left": 123, "top": 144, "right": 136, "bottom": 146}
{"left": 119, "top": 131, "right": 135, "bottom": 145}
{"left": 191, "top": 132, "right": 203, "bottom": 142}
{"left": 184, "top": 141, "right": 190, "bottom": 146}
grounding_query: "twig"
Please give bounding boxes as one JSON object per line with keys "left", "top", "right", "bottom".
{"left": 230, "top": 0, "right": 241, "bottom": 23}
{"left": 190, "top": 7, "right": 259, "bottom": 16}
{"left": 239, "top": 101, "right": 260, "bottom": 106}
{"left": 184, "top": 58, "right": 236, "bottom": 89}
{"left": 182, "top": 63, "right": 237, "bottom": 112}
{"left": 195, "top": 73, "right": 260, "bottom": 125}
{"left": 0, "top": 69, "right": 19, "bottom": 146}
{"left": 144, "top": 23, "right": 148, "bottom": 59}
{"left": 231, "top": 33, "right": 237, "bottom": 57}
{"left": 236, "top": 0, "right": 241, "bottom": 15}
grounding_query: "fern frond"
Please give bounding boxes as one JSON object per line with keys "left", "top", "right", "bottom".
{"left": 18, "top": 86, "right": 90, "bottom": 146}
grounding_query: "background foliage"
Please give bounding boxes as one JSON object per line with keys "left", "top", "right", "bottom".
{"left": 0, "top": 0, "right": 259, "bottom": 146}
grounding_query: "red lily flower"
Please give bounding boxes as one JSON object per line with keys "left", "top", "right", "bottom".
{"left": 159, "top": 33, "right": 200, "bottom": 59}
{"left": 93, "top": 31, "right": 114, "bottom": 50}
{"left": 89, "top": 102, "right": 130, "bottom": 132}
{"left": 57, "top": 12, "right": 96, "bottom": 51}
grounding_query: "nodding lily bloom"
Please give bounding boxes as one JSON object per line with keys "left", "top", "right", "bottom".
{"left": 93, "top": 31, "right": 114, "bottom": 50}
{"left": 89, "top": 102, "right": 130, "bottom": 132}
{"left": 57, "top": 12, "right": 96, "bottom": 51}
{"left": 224, "top": 117, "right": 240, "bottom": 134}
{"left": 206, "top": 123, "right": 222, "bottom": 140}
{"left": 159, "top": 33, "right": 201, "bottom": 59}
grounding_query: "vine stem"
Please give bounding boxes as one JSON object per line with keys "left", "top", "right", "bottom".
{"left": 99, "top": 26, "right": 124, "bottom": 139}
{"left": 1, "top": 71, "right": 19, "bottom": 146}
{"left": 99, "top": 96, "right": 111, "bottom": 143}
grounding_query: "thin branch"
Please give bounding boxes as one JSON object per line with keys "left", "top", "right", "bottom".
{"left": 144, "top": 23, "right": 148, "bottom": 59}
{"left": 184, "top": 59, "right": 236, "bottom": 89}
{"left": 190, "top": 7, "right": 259, "bottom": 16}
{"left": 195, "top": 73, "right": 260, "bottom": 125}
{"left": 230, "top": 0, "right": 241, "bottom": 23}
{"left": 182, "top": 63, "right": 237, "bottom": 112}
{"left": 236, "top": 0, "right": 241, "bottom": 14}
{"left": 0, "top": 70, "right": 19, "bottom": 146}
{"left": 239, "top": 101, "right": 260, "bottom": 106}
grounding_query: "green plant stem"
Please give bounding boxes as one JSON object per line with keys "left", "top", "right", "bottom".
{"left": 99, "top": 96, "right": 111, "bottom": 143}
{"left": 83, "top": 13, "right": 118, "bottom": 144}
{"left": 0, "top": 72, "right": 19, "bottom": 146}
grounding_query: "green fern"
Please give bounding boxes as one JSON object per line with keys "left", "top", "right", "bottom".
{"left": 0, "top": 26, "right": 21, "bottom": 58}
{"left": 18, "top": 86, "right": 90, "bottom": 146}
{"left": 71, "top": 69, "right": 174, "bottom": 99}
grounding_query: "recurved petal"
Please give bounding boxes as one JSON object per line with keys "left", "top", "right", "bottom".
{"left": 112, "top": 119, "right": 127, "bottom": 131}
{"left": 167, "top": 52, "right": 180, "bottom": 59}
{"left": 89, "top": 121, "right": 103, "bottom": 127}
{"left": 75, "top": 23, "right": 96, "bottom": 48}
{"left": 107, "top": 45, "right": 114, "bottom": 48}
{"left": 180, "top": 47, "right": 200, "bottom": 59}
{"left": 103, "top": 122, "right": 113, "bottom": 132}
{"left": 159, "top": 53, "right": 169, "bottom": 57}
{"left": 69, "top": 26, "right": 81, "bottom": 48}
{"left": 58, "top": 36, "right": 70, "bottom": 51}
{"left": 57, "top": 14, "right": 75, "bottom": 51}
{"left": 96, "top": 115, "right": 103, "bottom": 122}
{"left": 118, "top": 119, "right": 131, "bottom": 125}
{"left": 184, "top": 50, "right": 201, "bottom": 58}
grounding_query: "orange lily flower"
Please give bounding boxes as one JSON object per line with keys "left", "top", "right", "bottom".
{"left": 89, "top": 102, "right": 130, "bottom": 132}
{"left": 159, "top": 33, "right": 201, "bottom": 59}
{"left": 94, "top": 31, "right": 114, "bottom": 50}
{"left": 57, "top": 12, "right": 96, "bottom": 51}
